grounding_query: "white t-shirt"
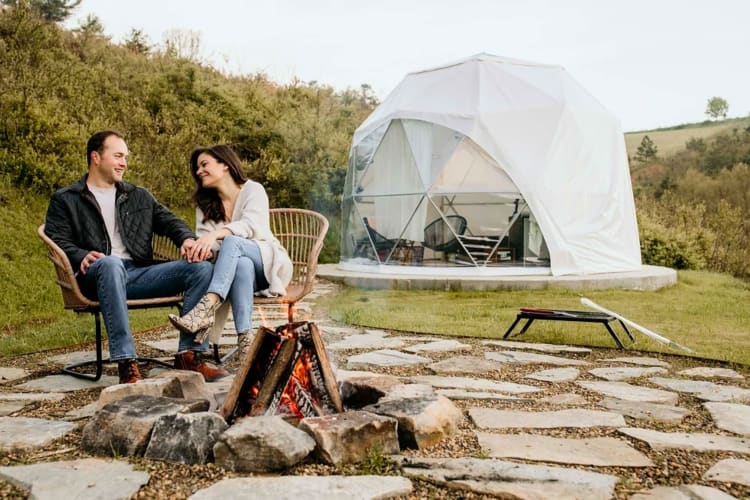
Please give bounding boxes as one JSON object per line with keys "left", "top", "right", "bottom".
{"left": 87, "top": 184, "right": 132, "bottom": 260}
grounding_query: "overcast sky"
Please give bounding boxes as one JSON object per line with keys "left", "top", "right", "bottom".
{"left": 66, "top": 0, "right": 749, "bottom": 132}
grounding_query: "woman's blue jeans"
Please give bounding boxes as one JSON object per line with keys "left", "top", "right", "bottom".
{"left": 204, "top": 235, "right": 267, "bottom": 339}
{"left": 79, "top": 257, "right": 213, "bottom": 361}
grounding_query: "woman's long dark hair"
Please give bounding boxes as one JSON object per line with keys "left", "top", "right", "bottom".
{"left": 190, "top": 145, "right": 248, "bottom": 223}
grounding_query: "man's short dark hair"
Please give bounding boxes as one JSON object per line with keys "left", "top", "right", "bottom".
{"left": 86, "top": 130, "right": 124, "bottom": 166}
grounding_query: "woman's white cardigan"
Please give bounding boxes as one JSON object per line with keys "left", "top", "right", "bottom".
{"left": 196, "top": 180, "right": 293, "bottom": 339}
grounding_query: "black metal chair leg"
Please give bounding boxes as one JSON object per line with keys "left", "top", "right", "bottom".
{"left": 604, "top": 322, "right": 625, "bottom": 349}
{"left": 62, "top": 312, "right": 106, "bottom": 381}
{"left": 503, "top": 316, "right": 522, "bottom": 338}
{"left": 517, "top": 318, "right": 535, "bottom": 335}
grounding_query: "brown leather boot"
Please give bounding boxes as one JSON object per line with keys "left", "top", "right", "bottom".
{"left": 117, "top": 359, "right": 142, "bottom": 384}
{"left": 174, "top": 350, "right": 229, "bottom": 382}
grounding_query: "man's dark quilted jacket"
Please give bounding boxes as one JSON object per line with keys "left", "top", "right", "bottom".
{"left": 44, "top": 175, "right": 195, "bottom": 272}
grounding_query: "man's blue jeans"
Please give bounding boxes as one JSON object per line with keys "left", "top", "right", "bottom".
{"left": 79, "top": 257, "right": 213, "bottom": 361}
{"left": 204, "top": 235, "right": 268, "bottom": 339}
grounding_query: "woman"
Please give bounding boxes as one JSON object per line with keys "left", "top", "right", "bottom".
{"left": 169, "top": 145, "right": 292, "bottom": 357}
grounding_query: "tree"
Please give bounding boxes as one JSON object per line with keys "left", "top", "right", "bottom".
{"left": 634, "top": 135, "right": 658, "bottom": 162}
{"left": 1, "top": 0, "right": 82, "bottom": 22}
{"left": 123, "top": 28, "right": 150, "bottom": 55}
{"left": 705, "top": 96, "right": 729, "bottom": 120}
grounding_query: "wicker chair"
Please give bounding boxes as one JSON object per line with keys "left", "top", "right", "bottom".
{"left": 37, "top": 225, "right": 181, "bottom": 381}
{"left": 38, "top": 208, "right": 329, "bottom": 379}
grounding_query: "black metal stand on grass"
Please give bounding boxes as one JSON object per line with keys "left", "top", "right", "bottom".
{"left": 503, "top": 307, "right": 635, "bottom": 349}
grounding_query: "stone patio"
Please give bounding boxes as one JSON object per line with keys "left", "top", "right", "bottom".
{"left": 0, "top": 279, "right": 748, "bottom": 499}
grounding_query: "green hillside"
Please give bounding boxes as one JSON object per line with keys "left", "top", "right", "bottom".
{"left": 625, "top": 117, "right": 750, "bottom": 158}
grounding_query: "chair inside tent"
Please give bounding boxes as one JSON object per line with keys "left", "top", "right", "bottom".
{"left": 342, "top": 118, "right": 550, "bottom": 269}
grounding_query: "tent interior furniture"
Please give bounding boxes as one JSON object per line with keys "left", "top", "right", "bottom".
{"left": 38, "top": 208, "right": 328, "bottom": 380}
{"left": 503, "top": 307, "right": 635, "bottom": 349}
{"left": 37, "top": 225, "right": 179, "bottom": 382}
{"left": 423, "top": 215, "right": 467, "bottom": 258}
{"left": 355, "top": 217, "right": 413, "bottom": 263}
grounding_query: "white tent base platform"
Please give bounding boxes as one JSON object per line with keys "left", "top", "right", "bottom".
{"left": 318, "top": 264, "right": 676, "bottom": 292}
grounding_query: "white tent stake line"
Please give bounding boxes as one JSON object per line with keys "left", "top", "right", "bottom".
{"left": 580, "top": 298, "right": 694, "bottom": 354}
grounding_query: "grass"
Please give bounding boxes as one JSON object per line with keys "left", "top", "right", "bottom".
{"left": 316, "top": 270, "right": 750, "bottom": 366}
{"left": 624, "top": 117, "right": 750, "bottom": 158}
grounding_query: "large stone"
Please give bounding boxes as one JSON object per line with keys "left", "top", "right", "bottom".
{"left": 524, "top": 367, "right": 580, "bottom": 382}
{"left": 0, "top": 417, "right": 75, "bottom": 451}
{"left": 486, "top": 350, "right": 590, "bottom": 366}
{"left": 630, "top": 485, "right": 736, "bottom": 499}
{"left": 599, "top": 397, "right": 689, "bottom": 423}
{"left": 469, "top": 408, "right": 625, "bottom": 429}
{"left": 81, "top": 395, "right": 209, "bottom": 457}
{"left": 328, "top": 330, "right": 406, "bottom": 351}
{"left": 619, "top": 427, "right": 750, "bottom": 453}
{"left": 649, "top": 377, "right": 750, "bottom": 402}
{"left": 188, "top": 475, "right": 412, "bottom": 500}
{"left": 154, "top": 371, "right": 216, "bottom": 411}
{"left": 362, "top": 393, "right": 462, "bottom": 449}
{"left": 398, "top": 456, "right": 617, "bottom": 500}
{"left": 403, "top": 339, "right": 471, "bottom": 353}
{"left": 482, "top": 340, "right": 592, "bottom": 353}
{"left": 347, "top": 349, "right": 431, "bottom": 369}
{"left": 0, "top": 367, "right": 28, "bottom": 384}
{"left": 679, "top": 367, "right": 744, "bottom": 380}
{"left": 144, "top": 412, "right": 228, "bottom": 464}
{"left": 578, "top": 381, "right": 678, "bottom": 404}
{"left": 298, "top": 411, "right": 399, "bottom": 465}
{"left": 0, "top": 458, "right": 149, "bottom": 499}
{"left": 16, "top": 374, "right": 118, "bottom": 393}
{"left": 703, "top": 459, "right": 750, "bottom": 487}
{"left": 428, "top": 356, "right": 502, "bottom": 374}
{"left": 338, "top": 371, "right": 402, "bottom": 408}
{"left": 608, "top": 356, "right": 671, "bottom": 367}
{"left": 704, "top": 402, "right": 750, "bottom": 436}
{"left": 476, "top": 432, "right": 653, "bottom": 466}
{"left": 409, "top": 375, "right": 541, "bottom": 394}
{"left": 96, "top": 377, "right": 184, "bottom": 410}
{"left": 213, "top": 416, "right": 315, "bottom": 472}
{"left": 588, "top": 366, "right": 668, "bottom": 381}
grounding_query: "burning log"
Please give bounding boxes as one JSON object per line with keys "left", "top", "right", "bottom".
{"left": 221, "top": 321, "right": 343, "bottom": 424}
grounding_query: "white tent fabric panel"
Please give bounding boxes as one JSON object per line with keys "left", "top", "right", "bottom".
{"left": 348, "top": 53, "right": 640, "bottom": 276}
{"left": 431, "top": 138, "right": 519, "bottom": 194}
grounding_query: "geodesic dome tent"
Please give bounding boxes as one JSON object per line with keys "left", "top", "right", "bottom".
{"left": 340, "top": 53, "right": 641, "bottom": 276}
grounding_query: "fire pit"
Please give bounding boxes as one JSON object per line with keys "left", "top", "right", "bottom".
{"left": 220, "top": 322, "right": 343, "bottom": 423}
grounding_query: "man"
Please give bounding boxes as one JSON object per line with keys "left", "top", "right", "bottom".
{"left": 44, "top": 130, "right": 229, "bottom": 384}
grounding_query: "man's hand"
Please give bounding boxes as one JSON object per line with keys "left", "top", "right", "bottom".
{"left": 80, "top": 251, "right": 105, "bottom": 275}
{"left": 181, "top": 237, "right": 213, "bottom": 263}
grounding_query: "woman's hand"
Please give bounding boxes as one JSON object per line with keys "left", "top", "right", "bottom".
{"left": 187, "top": 232, "right": 218, "bottom": 262}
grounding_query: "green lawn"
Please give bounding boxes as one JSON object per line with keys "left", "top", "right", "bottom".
{"left": 317, "top": 270, "right": 750, "bottom": 366}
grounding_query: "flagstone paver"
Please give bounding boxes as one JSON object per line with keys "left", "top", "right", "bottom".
{"left": 538, "top": 393, "right": 589, "bottom": 405}
{"left": 608, "top": 356, "right": 671, "bottom": 368}
{"left": 0, "top": 417, "right": 76, "bottom": 451}
{"left": 578, "top": 381, "right": 679, "bottom": 404}
{"left": 435, "top": 389, "right": 525, "bottom": 401}
{"left": 0, "top": 367, "right": 28, "bottom": 384}
{"left": 649, "top": 377, "right": 750, "bottom": 402}
{"left": 47, "top": 351, "right": 97, "bottom": 366}
{"left": 476, "top": 432, "right": 653, "bottom": 466}
{"left": 188, "top": 475, "right": 413, "bottom": 499}
{"left": 346, "top": 350, "right": 431, "bottom": 369}
{"left": 409, "top": 375, "right": 541, "bottom": 394}
{"left": 63, "top": 402, "right": 97, "bottom": 421}
{"left": 524, "top": 367, "right": 580, "bottom": 382}
{"left": 398, "top": 457, "right": 618, "bottom": 500}
{"left": 703, "top": 402, "right": 750, "bottom": 436}
{"left": 703, "top": 459, "right": 750, "bottom": 487}
{"left": 403, "top": 339, "right": 471, "bottom": 353}
{"left": 427, "top": 356, "right": 502, "bottom": 374}
{"left": 486, "top": 350, "right": 590, "bottom": 366}
{"left": 15, "top": 374, "right": 118, "bottom": 392}
{"left": 599, "top": 397, "right": 689, "bottom": 423}
{"left": 679, "top": 367, "right": 744, "bottom": 380}
{"left": 469, "top": 408, "right": 625, "bottom": 429}
{"left": 619, "top": 427, "right": 750, "bottom": 453}
{"left": 329, "top": 331, "right": 406, "bottom": 351}
{"left": 0, "top": 402, "right": 26, "bottom": 417}
{"left": 482, "top": 339, "right": 592, "bottom": 353}
{"left": 588, "top": 366, "right": 668, "bottom": 381}
{"left": 630, "top": 485, "right": 736, "bottom": 499}
{"left": 0, "top": 392, "right": 65, "bottom": 402}
{"left": 0, "top": 458, "right": 149, "bottom": 499}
